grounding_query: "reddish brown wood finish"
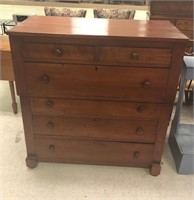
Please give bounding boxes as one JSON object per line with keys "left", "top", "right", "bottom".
{"left": 30, "top": 98, "right": 170, "bottom": 119}
{"left": 25, "top": 63, "right": 169, "bottom": 102}
{"left": 34, "top": 136, "right": 154, "bottom": 168}
{"left": 8, "top": 16, "right": 188, "bottom": 175}
{"left": 33, "top": 115, "right": 158, "bottom": 143}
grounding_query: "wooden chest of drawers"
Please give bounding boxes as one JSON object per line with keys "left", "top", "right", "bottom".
{"left": 8, "top": 16, "right": 188, "bottom": 175}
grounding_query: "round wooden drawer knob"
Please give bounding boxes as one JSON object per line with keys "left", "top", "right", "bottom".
{"left": 41, "top": 75, "right": 50, "bottom": 84}
{"left": 47, "top": 121, "right": 54, "bottom": 128}
{"left": 54, "top": 48, "right": 63, "bottom": 57}
{"left": 137, "top": 106, "right": 145, "bottom": 113}
{"left": 131, "top": 52, "right": 139, "bottom": 60}
{"left": 133, "top": 151, "right": 140, "bottom": 159}
{"left": 136, "top": 127, "right": 144, "bottom": 135}
{"left": 142, "top": 81, "right": 151, "bottom": 88}
{"left": 46, "top": 100, "right": 54, "bottom": 108}
{"left": 48, "top": 144, "right": 55, "bottom": 152}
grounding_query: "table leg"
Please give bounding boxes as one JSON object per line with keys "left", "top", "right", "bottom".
{"left": 9, "top": 81, "right": 17, "bottom": 114}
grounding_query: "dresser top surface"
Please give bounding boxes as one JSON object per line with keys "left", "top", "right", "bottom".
{"left": 8, "top": 16, "right": 188, "bottom": 42}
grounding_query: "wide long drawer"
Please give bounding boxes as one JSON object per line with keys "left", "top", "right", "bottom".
{"left": 22, "top": 43, "right": 94, "bottom": 62}
{"left": 98, "top": 47, "right": 172, "bottom": 66}
{"left": 31, "top": 98, "right": 170, "bottom": 119}
{"left": 33, "top": 115, "right": 158, "bottom": 143}
{"left": 25, "top": 63, "right": 169, "bottom": 101}
{"left": 34, "top": 136, "right": 154, "bottom": 167}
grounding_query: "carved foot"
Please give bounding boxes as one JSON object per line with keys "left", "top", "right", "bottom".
{"left": 26, "top": 156, "right": 38, "bottom": 169}
{"left": 150, "top": 163, "right": 161, "bottom": 176}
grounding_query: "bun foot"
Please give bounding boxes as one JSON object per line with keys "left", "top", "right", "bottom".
{"left": 150, "top": 163, "right": 161, "bottom": 176}
{"left": 26, "top": 156, "right": 38, "bottom": 169}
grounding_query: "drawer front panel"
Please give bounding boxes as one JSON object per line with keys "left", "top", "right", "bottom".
{"left": 22, "top": 43, "right": 94, "bottom": 62}
{"left": 98, "top": 47, "right": 172, "bottom": 66}
{"left": 33, "top": 115, "right": 158, "bottom": 143}
{"left": 25, "top": 63, "right": 168, "bottom": 101}
{"left": 31, "top": 98, "right": 167, "bottom": 119}
{"left": 35, "top": 137, "right": 154, "bottom": 167}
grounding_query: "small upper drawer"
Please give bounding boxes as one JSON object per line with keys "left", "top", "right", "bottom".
{"left": 176, "top": 20, "right": 193, "bottom": 31}
{"left": 22, "top": 43, "right": 94, "bottom": 62}
{"left": 98, "top": 47, "right": 172, "bottom": 66}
